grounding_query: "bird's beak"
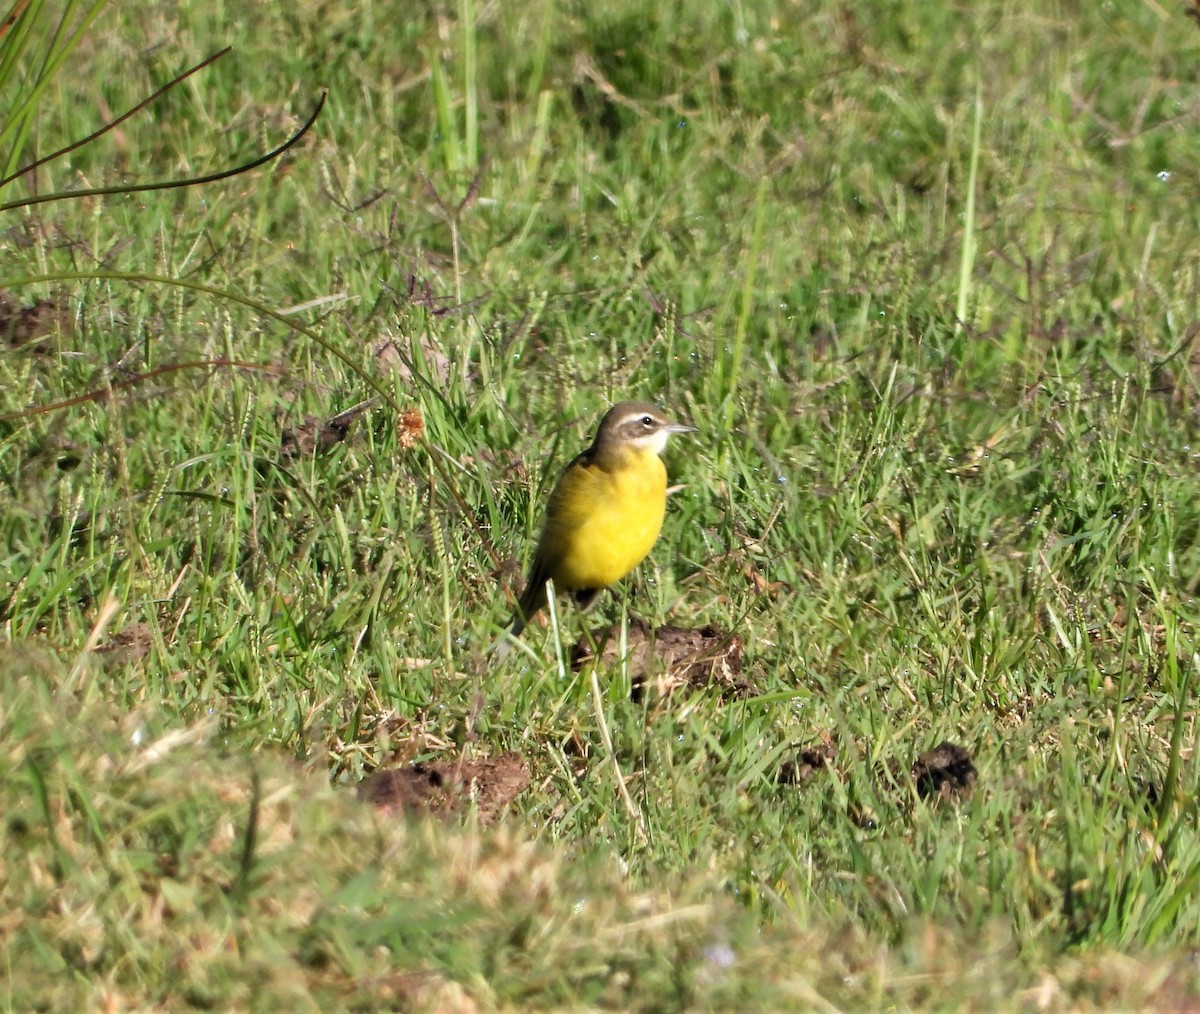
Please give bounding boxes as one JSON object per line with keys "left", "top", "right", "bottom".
{"left": 667, "top": 422, "right": 698, "bottom": 435}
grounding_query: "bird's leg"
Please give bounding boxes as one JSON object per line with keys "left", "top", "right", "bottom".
{"left": 570, "top": 586, "right": 613, "bottom": 663}
{"left": 571, "top": 587, "right": 602, "bottom": 611}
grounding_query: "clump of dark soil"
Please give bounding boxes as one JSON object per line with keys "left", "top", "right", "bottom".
{"left": 912, "top": 741, "right": 977, "bottom": 802}
{"left": 778, "top": 739, "right": 978, "bottom": 807}
{"left": 358, "top": 751, "right": 530, "bottom": 825}
{"left": 778, "top": 740, "right": 837, "bottom": 785}
{"left": 280, "top": 400, "right": 374, "bottom": 460}
{"left": 0, "top": 292, "right": 72, "bottom": 353}
{"left": 570, "top": 620, "right": 753, "bottom": 700}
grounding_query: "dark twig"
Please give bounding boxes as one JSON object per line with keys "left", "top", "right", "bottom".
{"left": 0, "top": 47, "right": 235, "bottom": 190}
{"left": 0, "top": 89, "right": 328, "bottom": 212}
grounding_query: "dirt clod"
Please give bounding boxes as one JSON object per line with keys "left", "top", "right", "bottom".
{"left": 570, "top": 620, "right": 751, "bottom": 700}
{"left": 779, "top": 739, "right": 837, "bottom": 785}
{"left": 280, "top": 400, "right": 373, "bottom": 460}
{"left": 358, "top": 751, "right": 530, "bottom": 825}
{"left": 912, "top": 741, "right": 977, "bottom": 802}
{"left": 96, "top": 623, "right": 154, "bottom": 664}
{"left": 0, "top": 292, "right": 72, "bottom": 352}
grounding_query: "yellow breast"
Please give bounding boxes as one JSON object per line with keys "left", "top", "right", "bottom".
{"left": 536, "top": 449, "right": 668, "bottom": 592}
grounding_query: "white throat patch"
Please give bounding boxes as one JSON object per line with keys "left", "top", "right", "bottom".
{"left": 633, "top": 428, "right": 671, "bottom": 456}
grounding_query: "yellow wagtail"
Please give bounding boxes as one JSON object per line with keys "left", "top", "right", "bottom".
{"left": 502, "top": 400, "right": 696, "bottom": 649}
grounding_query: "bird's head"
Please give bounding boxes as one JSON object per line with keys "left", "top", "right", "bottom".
{"left": 593, "top": 401, "right": 697, "bottom": 458}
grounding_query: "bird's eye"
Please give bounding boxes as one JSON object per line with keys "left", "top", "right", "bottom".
{"left": 641, "top": 415, "right": 654, "bottom": 427}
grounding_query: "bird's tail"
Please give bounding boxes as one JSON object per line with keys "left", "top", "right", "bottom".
{"left": 509, "top": 573, "right": 547, "bottom": 639}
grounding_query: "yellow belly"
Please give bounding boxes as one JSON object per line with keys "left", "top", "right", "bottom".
{"left": 537, "top": 452, "right": 667, "bottom": 592}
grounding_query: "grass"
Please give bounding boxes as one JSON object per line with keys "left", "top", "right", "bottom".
{"left": 3, "top": 0, "right": 1200, "bottom": 1007}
